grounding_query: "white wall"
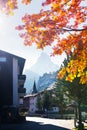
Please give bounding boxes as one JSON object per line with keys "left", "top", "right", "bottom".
{"left": 29, "top": 96, "right": 37, "bottom": 113}
{"left": 13, "top": 57, "right": 18, "bottom": 107}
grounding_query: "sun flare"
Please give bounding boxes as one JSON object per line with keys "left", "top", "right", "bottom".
{"left": 0, "top": 14, "right": 7, "bottom": 31}
{"left": 0, "top": 15, "right": 3, "bottom": 24}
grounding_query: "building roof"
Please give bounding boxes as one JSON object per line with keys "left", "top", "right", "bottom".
{"left": 24, "top": 82, "right": 56, "bottom": 98}
{"left": 0, "top": 50, "right": 26, "bottom": 74}
{"left": 24, "top": 93, "right": 38, "bottom": 98}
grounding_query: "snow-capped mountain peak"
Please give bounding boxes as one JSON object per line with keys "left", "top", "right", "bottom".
{"left": 30, "top": 52, "right": 58, "bottom": 75}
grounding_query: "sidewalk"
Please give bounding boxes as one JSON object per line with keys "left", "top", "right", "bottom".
{"left": 26, "top": 117, "right": 74, "bottom": 129}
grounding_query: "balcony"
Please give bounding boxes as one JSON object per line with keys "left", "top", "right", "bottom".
{"left": 18, "top": 87, "right": 26, "bottom": 94}
{"left": 18, "top": 75, "right": 26, "bottom": 80}
{"left": 18, "top": 74, "right": 26, "bottom": 87}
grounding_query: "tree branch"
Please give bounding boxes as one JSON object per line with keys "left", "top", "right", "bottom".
{"left": 62, "top": 27, "right": 87, "bottom": 31}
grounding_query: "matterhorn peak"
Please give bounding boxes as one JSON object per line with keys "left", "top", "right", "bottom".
{"left": 30, "top": 52, "right": 58, "bottom": 76}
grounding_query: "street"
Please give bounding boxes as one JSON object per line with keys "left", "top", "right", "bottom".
{"left": 0, "top": 117, "right": 74, "bottom": 130}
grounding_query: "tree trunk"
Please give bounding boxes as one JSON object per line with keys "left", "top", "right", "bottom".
{"left": 78, "top": 102, "right": 84, "bottom": 130}
{"left": 60, "top": 106, "right": 63, "bottom": 119}
{"left": 74, "top": 106, "right": 78, "bottom": 128}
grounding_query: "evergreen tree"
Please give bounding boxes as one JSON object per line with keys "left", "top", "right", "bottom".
{"left": 32, "top": 80, "right": 37, "bottom": 94}
{"left": 53, "top": 81, "right": 67, "bottom": 118}
{"left": 42, "top": 90, "right": 51, "bottom": 113}
{"left": 36, "top": 94, "right": 42, "bottom": 111}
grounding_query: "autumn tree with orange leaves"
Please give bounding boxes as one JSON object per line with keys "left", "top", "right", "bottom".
{"left": 17, "top": 0, "right": 87, "bottom": 85}
{"left": 0, "top": 0, "right": 87, "bottom": 85}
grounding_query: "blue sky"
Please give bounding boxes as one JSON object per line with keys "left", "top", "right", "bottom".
{"left": 0, "top": 0, "right": 65, "bottom": 71}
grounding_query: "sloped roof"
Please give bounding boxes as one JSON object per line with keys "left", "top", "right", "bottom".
{"left": 24, "top": 93, "right": 38, "bottom": 98}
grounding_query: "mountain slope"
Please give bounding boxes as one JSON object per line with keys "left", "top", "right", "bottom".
{"left": 37, "top": 71, "right": 58, "bottom": 92}
{"left": 24, "top": 52, "right": 59, "bottom": 93}
{"left": 24, "top": 70, "right": 39, "bottom": 94}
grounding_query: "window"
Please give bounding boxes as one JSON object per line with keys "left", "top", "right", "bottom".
{"left": 19, "top": 98, "right": 23, "bottom": 105}
{"left": 0, "top": 57, "right": 6, "bottom": 62}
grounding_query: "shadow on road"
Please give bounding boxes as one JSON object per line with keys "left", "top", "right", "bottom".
{"left": 0, "top": 120, "right": 70, "bottom": 130}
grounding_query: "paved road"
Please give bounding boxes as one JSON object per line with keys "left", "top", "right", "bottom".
{"left": 26, "top": 117, "right": 74, "bottom": 129}
{"left": 0, "top": 117, "right": 74, "bottom": 130}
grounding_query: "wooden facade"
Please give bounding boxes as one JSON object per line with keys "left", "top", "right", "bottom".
{"left": 0, "top": 50, "right": 26, "bottom": 107}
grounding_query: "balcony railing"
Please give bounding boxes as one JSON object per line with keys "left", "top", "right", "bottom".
{"left": 18, "top": 88, "right": 26, "bottom": 93}
{"left": 18, "top": 75, "right": 26, "bottom": 81}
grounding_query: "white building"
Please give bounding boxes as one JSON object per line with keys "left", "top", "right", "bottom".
{"left": 24, "top": 82, "right": 60, "bottom": 113}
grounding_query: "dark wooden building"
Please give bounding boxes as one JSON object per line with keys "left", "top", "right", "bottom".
{"left": 0, "top": 50, "right": 26, "bottom": 108}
